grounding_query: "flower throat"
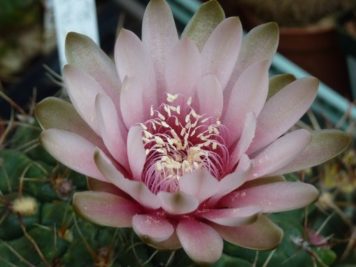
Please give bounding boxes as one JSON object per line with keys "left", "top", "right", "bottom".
{"left": 140, "top": 94, "right": 229, "bottom": 193}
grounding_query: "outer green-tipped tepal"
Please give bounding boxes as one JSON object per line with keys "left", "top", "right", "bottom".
{"left": 182, "top": 0, "right": 225, "bottom": 49}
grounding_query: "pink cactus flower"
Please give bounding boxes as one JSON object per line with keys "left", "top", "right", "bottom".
{"left": 35, "top": 0, "right": 350, "bottom": 264}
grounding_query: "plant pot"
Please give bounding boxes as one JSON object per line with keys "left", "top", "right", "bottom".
{"left": 278, "top": 25, "right": 351, "bottom": 100}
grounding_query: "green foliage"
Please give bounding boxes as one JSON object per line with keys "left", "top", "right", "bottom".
{"left": 0, "top": 0, "right": 40, "bottom": 32}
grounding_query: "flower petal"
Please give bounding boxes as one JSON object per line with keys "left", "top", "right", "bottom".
{"left": 275, "top": 130, "right": 352, "bottom": 175}
{"left": 177, "top": 219, "right": 223, "bottom": 264}
{"left": 208, "top": 155, "right": 251, "bottom": 206}
{"left": 63, "top": 64, "right": 105, "bottom": 134}
{"left": 94, "top": 149, "right": 160, "bottom": 210}
{"left": 65, "top": 32, "right": 121, "bottom": 104}
{"left": 200, "top": 206, "right": 260, "bottom": 227}
{"left": 73, "top": 191, "right": 139, "bottom": 227}
{"left": 35, "top": 97, "right": 103, "bottom": 147}
{"left": 120, "top": 78, "right": 146, "bottom": 129}
{"left": 215, "top": 155, "right": 250, "bottom": 196}
{"left": 115, "top": 29, "right": 157, "bottom": 107}
{"left": 95, "top": 94, "right": 128, "bottom": 168}
{"left": 127, "top": 126, "right": 146, "bottom": 179}
{"left": 157, "top": 191, "right": 199, "bottom": 215}
{"left": 213, "top": 215, "right": 283, "bottom": 250}
{"left": 251, "top": 129, "right": 311, "bottom": 178}
{"left": 115, "top": 29, "right": 155, "bottom": 85}
{"left": 229, "top": 112, "right": 256, "bottom": 169}
{"left": 182, "top": 0, "right": 225, "bottom": 50}
{"left": 178, "top": 168, "right": 219, "bottom": 202}
{"left": 40, "top": 129, "right": 104, "bottom": 181}
{"left": 223, "top": 60, "right": 269, "bottom": 143}
{"left": 196, "top": 75, "right": 223, "bottom": 118}
{"left": 249, "top": 77, "right": 319, "bottom": 154}
{"left": 268, "top": 73, "right": 296, "bottom": 99}
{"left": 132, "top": 214, "right": 174, "bottom": 243}
{"left": 227, "top": 22, "right": 279, "bottom": 89}
{"left": 220, "top": 181, "right": 319, "bottom": 212}
{"left": 165, "top": 38, "right": 201, "bottom": 98}
{"left": 202, "top": 17, "right": 243, "bottom": 89}
{"left": 142, "top": 0, "right": 178, "bottom": 88}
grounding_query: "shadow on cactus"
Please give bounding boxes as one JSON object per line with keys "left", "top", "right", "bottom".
{"left": 0, "top": 0, "right": 354, "bottom": 266}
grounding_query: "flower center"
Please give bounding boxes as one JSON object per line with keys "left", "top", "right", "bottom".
{"left": 140, "top": 94, "right": 229, "bottom": 193}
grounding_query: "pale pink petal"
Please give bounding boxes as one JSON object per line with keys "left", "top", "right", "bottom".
{"left": 196, "top": 75, "right": 223, "bottom": 118}
{"left": 274, "top": 130, "right": 352, "bottom": 175}
{"left": 132, "top": 214, "right": 174, "bottom": 243}
{"left": 178, "top": 168, "right": 219, "bottom": 202}
{"left": 200, "top": 206, "right": 260, "bottom": 227}
{"left": 73, "top": 191, "right": 139, "bottom": 227}
{"left": 226, "top": 22, "right": 279, "bottom": 92}
{"left": 65, "top": 32, "right": 121, "bottom": 106}
{"left": 202, "top": 17, "right": 243, "bottom": 89}
{"left": 212, "top": 155, "right": 251, "bottom": 201}
{"left": 229, "top": 112, "right": 256, "bottom": 169}
{"left": 94, "top": 149, "right": 160, "bottom": 210}
{"left": 157, "top": 191, "right": 199, "bottom": 215}
{"left": 35, "top": 97, "right": 104, "bottom": 149}
{"left": 63, "top": 64, "right": 106, "bottom": 134}
{"left": 115, "top": 29, "right": 155, "bottom": 84}
{"left": 120, "top": 78, "right": 146, "bottom": 128}
{"left": 142, "top": 0, "right": 178, "bottom": 89}
{"left": 40, "top": 129, "right": 104, "bottom": 181}
{"left": 220, "top": 181, "right": 319, "bottom": 212}
{"left": 213, "top": 215, "right": 283, "bottom": 250}
{"left": 95, "top": 94, "right": 128, "bottom": 168}
{"left": 251, "top": 129, "right": 312, "bottom": 178}
{"left": 165, "top": 38, "right": 201, "bottom": 97}
{"left": 127, "top": 126, "right": 146, "bottom": 179}
{"left": 223, "top": 60, "right": 269, "bottom": 144}
{"left": 177, "top": 219, "right": 223, "bottom": 264}
{"left": 115, "top": 29, "right": 157, "bottom": 107}
{"left": 249, "top": 77, "right": 319, "bottom": 154}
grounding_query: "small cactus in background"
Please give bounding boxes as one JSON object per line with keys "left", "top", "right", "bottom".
{"left": 0, "top": 0, "right": 54, "bottom": 81}
{"left": 0, "top": 0, "right": 40, "bottom": 33}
